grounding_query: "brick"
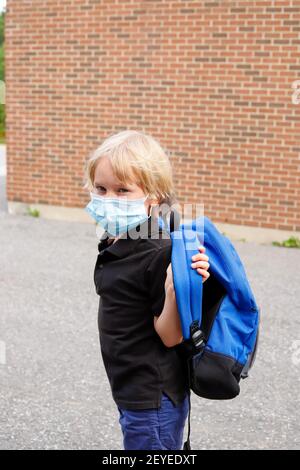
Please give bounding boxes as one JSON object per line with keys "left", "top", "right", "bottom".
{"left": 5, "top": 0, "right": 300, "bottom": 232}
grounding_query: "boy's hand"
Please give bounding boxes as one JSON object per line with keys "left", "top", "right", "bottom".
{"left": 191, "top": 245, "right": 210, "bottom": 283}
{"left": 164, "top": 245, "right": 210, "bottom": 292}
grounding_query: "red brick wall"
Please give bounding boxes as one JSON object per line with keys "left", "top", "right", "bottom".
{"left": 5, "top": 0, "right": 300, "bottom": 231}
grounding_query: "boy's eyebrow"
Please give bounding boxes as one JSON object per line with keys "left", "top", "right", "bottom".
{"left": 94, "top": 181, "right": 129, "bottom": 188}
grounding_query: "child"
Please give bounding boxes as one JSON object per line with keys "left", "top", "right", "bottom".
{"left": 84, "top": 130, "right": 210, "bottom": 450}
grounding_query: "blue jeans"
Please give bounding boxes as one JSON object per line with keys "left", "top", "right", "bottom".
{"left": 117, "top": 392, "right": 189, "bottom": 450}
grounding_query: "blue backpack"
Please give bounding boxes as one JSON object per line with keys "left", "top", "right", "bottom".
{"left": 158, "top": 210, "right": 260, "bottom": 450}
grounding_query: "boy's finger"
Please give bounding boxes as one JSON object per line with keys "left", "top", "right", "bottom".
{"left": 191, "top": 253, "right": 209, "bottom": 262}
{"left": 196, "top": 268, "right": 210, "bottom": 281}
{"left": 191, "top": 261, "right": 210, "bottom": 269}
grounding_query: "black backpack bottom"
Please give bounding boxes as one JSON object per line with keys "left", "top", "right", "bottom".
{"left": 175, "top": 340, "right": 243, "bottom": 400}
{"left": 189, "top": 349, "right": 243, "bottom": 400}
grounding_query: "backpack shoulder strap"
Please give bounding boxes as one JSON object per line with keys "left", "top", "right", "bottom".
{"left": 170, "top": 214, "right": 204, "bottom": 340}
{"left": 169, "top": 209, "right": 180, "bottom": 233}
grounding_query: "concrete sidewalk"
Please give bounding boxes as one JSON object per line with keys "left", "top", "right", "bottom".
{"left": 0, "top": 144, "right": 7, "bottom": 212}
{"left": 0, "top": 211, "right": 299, "bottom": 449}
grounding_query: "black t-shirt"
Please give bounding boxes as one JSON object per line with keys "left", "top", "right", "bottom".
{"left": 93, "top": 214, "right": 189, "bottom": 410}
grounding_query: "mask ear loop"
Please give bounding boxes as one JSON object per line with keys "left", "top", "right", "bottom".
{"left": 148, "top": 204, "right": 154, "bottom": 217}
{"left": 144, "top": 193, "right": 152, "bottom": 218}
{"left": 148, "top": 200, "right": 160, "bottom": 218}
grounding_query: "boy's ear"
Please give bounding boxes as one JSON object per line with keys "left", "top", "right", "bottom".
{"left": 148, "top": 192, "right": 160, "bottom": 204}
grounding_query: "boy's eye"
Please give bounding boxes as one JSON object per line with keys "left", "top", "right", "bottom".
{"left": 94, "top": 186, "right": 129, "bottom": 194}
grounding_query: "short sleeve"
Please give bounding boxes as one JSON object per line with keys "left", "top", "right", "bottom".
{"left": 145, "top": 245, "right": 172, "bottom": 317}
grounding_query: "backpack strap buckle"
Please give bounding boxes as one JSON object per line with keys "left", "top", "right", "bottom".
{"left": 190, "top": 321, "right": 205, "bottom": 351}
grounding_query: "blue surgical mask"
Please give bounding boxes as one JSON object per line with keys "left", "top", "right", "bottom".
{"left": 84, "top": 192, "right": 150, "bottom": 237}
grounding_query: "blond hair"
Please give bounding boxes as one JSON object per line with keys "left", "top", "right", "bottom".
{"left": 83, "top": 130, "right": 176, "bottom": 205}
